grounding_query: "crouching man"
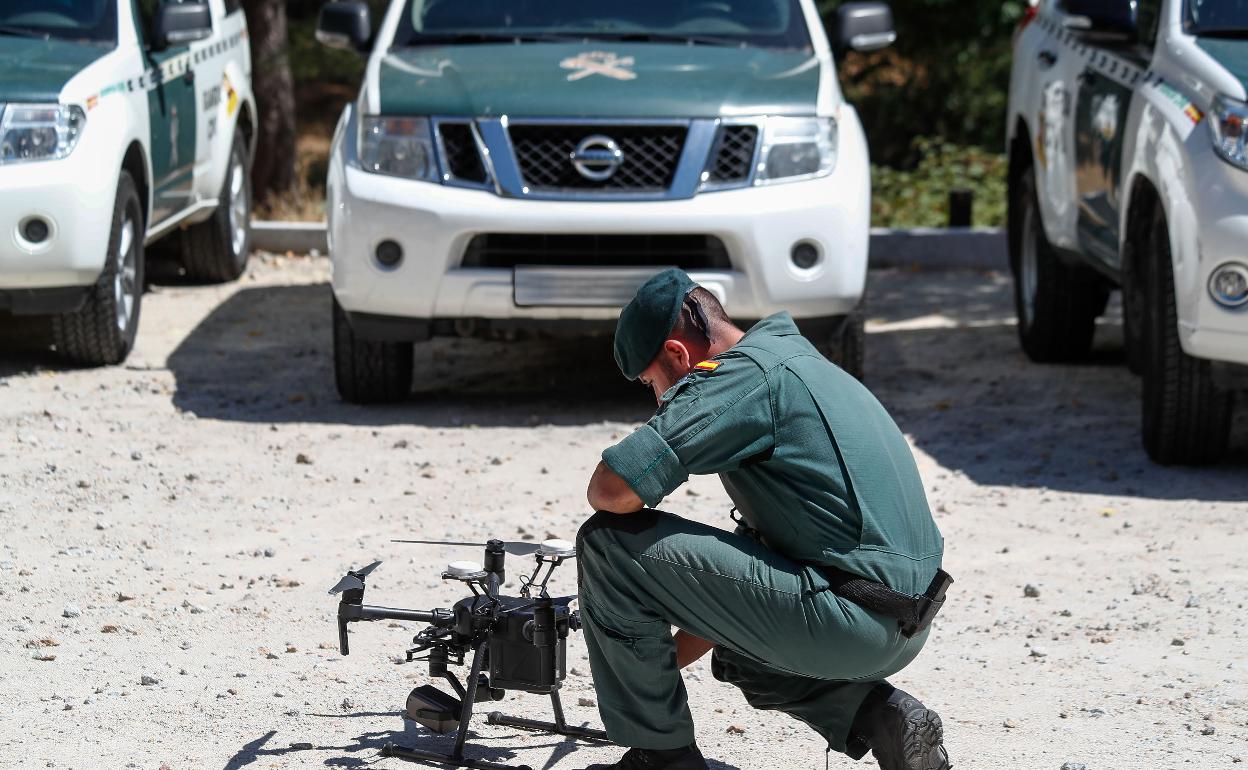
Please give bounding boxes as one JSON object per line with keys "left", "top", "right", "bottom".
{"left": 577, "top": 269, "right": 952, "bottom": 770}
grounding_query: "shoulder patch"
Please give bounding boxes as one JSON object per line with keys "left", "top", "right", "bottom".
{"left": 693, "top": 360, "right": 721, "bottom": 372}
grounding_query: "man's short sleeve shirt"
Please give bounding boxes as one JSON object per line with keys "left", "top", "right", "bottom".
{"left": 602, "top": 354, "right": 774, "bottom": 508}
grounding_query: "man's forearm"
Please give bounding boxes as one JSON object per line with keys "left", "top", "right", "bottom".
{"left": 587, "top": 461, "right": 644, "bottom": 513}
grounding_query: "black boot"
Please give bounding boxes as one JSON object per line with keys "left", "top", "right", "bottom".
{"left": 849, "top": 685, "right": 950, "bottom": 770}
{"left": 580, "top": 744, "right": 709, "bottom": 770}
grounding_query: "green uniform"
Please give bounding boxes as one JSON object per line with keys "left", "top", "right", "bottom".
{"left": 577, "top": 313, "right": 944, "bottom": 755}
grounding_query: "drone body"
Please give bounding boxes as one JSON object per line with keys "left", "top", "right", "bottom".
{"left": 326, "top": 537, "right": 609, "bottom": 770}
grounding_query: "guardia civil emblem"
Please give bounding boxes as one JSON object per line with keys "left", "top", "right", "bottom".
{"left": 559, "top": 51, "right": 637, "bottom": 82}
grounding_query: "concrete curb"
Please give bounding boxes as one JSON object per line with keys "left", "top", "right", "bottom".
{"left": 868, "top": 227, "right": 1007, "bottom": 270}
{"left": 252, "top": 221, "right": 1008, "bottom": 271}
{"left": 252, "top": 221, "right": 329, "bottom": 255}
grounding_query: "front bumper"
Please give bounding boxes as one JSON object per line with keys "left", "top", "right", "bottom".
{"left": 0, "top": 153, "right": 116, "bottom": 293}
{"left": 1181, "top": 145, "right": 1248, "bottom": 367}
{"left": 326, "top": 112, "right": 872, "bottom": 329}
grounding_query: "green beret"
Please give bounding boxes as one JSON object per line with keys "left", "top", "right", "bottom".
{"left": 613, "top": 268, "right": 697, "bottom": 380}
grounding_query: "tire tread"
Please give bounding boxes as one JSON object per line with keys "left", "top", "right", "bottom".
{"left": 332, "top": 298, "right": 413, "bottom": 404}
{"left": 1141, "top": 203, "right": 1233, "bottom": 465}
{"left": 51, "top": 172, "right": 142, "bottom": 366}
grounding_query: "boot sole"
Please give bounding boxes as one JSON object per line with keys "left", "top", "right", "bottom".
{"left": 873, "top": 694, "right": 951, "bottom": 770}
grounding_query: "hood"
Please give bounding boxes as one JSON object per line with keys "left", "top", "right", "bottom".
{"left": 1196, "top": 38, "right": 1248, "bottom": 96}
{"left": 0, "top": 37, "right": 111, "bottom": 103}
{"left": 377, "top": 42, "right": 821, "bottom": 118}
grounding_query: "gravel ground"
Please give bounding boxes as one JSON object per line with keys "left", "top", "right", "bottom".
{"left": 1, "top": 255, "right": 1245, "bottom": 770}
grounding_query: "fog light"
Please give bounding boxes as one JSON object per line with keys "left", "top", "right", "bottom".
{"left": 791, "top": 241, "right": 820, "bottom": 270}
{"left": 375, "top": 239, "right": 403, "bottom": 268}
{"left": 21, "top": 217, "right": 49, "bottom": 243}
{"left": 1208, "top": 262, "right": 1248, "bottom": 308}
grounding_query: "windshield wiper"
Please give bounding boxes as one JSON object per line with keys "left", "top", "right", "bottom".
{"left": 404, "top": 32, "right": 583, "bottom": 46}
{"left": 0, "top": 24, "right": 49, "bottom": 39}
{"left": 588, "top": 32, "right": 744, "bottom": 47}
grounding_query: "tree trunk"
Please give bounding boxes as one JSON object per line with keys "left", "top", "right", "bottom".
{"left": 242, "top": 0, "right": 297, "bottom": 201}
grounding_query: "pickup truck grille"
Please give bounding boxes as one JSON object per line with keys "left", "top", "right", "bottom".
{"left": 508, "top": 124, "right": 687, "bottom": 193}
{"left": 705, "top": 124, "right": 759, "bottom": 185}
{"left": 461, "top": 234, "right": 731, "bottom": 270}
{"left": 437, "top": 122, "right": 489, "bottom": 184}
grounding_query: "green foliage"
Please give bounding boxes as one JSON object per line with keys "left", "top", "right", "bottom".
{"left": 871, "top": 138, "right": 1007, "bottom": 228}
{"left": 825, "top": 0, "right": 1025, "bottom": 166}
{"left": 287, "top": 12, "right": 365, "bottom": 87}
{"left": 285, "top": 0, "right": 388, "bottom": 88}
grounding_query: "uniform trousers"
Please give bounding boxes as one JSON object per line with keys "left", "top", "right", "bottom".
{"left": 576, "top": 509, "right": 929, "bottom": 755}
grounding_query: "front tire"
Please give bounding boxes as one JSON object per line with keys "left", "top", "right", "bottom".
{"left": 332, "top": 297, "right": 413, "bottom": 404}
{"left": 817, "top": 312, "right": 865, "bottom": 381}
{"left": 1140, "top": 203, "right": 1233, "bottom": 465}
{"left": 180, "top": 128, "right": 251, "bottom": 283}
{"left": 52, "top": 171, "right": 144, "bottom": 366}
{"left": 1009, "top": 167, "right": 1108, "bottom": 362}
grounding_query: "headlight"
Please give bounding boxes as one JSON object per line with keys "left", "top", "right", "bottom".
{"left": 358, "top": 116, "right": 437, "bottom": 181}
{"left": 1210, "top": 94, "right": 1248, "bottom": 171}
{"left": 755, "top": 116, "right": 838, "bottom": 184}
{"left": 0, "top": 103, "right": 86, "bottom": 165}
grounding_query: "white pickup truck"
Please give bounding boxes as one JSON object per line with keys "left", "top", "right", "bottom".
{"left": 0, "top": 0, "right": 257, "bottom": 365}
{"left": 1007, "top": 0, "right": 1247, "bottom": 464}
{"left": 316, "top": 0, "right": 897, "bottom": 402}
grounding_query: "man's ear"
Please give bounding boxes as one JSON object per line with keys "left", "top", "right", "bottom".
{"left": 663, "top": 338, "right": 692, "bottom": 370}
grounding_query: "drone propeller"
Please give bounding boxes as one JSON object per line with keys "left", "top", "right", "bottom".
{"left": 391, "top": 539, "right": 545, "bottom": 557}
{"left": 327, "top": 560, "right": 383, "bottom": 596}
{"left": 328, "top": 574, "right": 363, "bottom": 595}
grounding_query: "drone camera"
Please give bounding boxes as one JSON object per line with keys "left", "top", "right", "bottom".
{"left": 406, "top": 684, "right": 462, "bottom": 734}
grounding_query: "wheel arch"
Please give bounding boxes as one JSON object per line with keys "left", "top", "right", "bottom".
{"left": 1008, "top": 117, "right": 1034, "bottom": 180}
{"left": 121, "top": 141, "right": 150, "bottom": 231}
{"left": 1007, "top": 118, "right": 1035, "bottom": 263}
{"left": 235, "top": 101, "right": 256, "bottom": 167}
{"left": 1121, "top": 172, "right": 1161, "bottom": 278}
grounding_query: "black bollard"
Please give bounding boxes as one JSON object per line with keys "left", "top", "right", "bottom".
{"left": 948, "top": 188, "right": 974, "bottom": 228}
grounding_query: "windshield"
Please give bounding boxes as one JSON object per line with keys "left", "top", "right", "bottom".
{"left": 395, "top": 0, "right": 813, "bottom": 49}
{"left": 0, "top": 0, "right": 116, "bottom": 43}
{"left": 1187, "top": 0, "right": 1248, "bottom": 35}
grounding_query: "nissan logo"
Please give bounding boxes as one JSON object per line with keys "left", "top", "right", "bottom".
{"left": 570, "top": 135, "right": 624, "bottom": 181}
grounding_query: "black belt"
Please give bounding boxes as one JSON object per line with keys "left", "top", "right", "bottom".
{"left": 819, "top": 566, "right": 953, "bottom": 639}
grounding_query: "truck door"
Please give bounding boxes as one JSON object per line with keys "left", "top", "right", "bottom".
{"left": 134, "top": 0, "right": 198, "bottom": 226}
{"left": 1073, "top": 63, "right": 1133, "bottom": 268}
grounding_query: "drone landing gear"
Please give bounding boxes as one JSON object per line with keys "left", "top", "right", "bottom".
{"left": 382, "top": 642, "right": 611, "bottom": 770}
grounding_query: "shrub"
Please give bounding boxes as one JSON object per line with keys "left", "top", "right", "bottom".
{"left": 871, "top": 138, "right": 1007, "bottom": 228}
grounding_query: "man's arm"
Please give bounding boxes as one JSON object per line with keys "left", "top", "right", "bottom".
{"left": 675, "top": 630, "right": 715, "bottom": 668}
{"left": 587, "top": 461, "right": 644, "bottom": 513}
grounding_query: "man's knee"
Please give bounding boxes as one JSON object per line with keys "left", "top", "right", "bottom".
{"left": 576, "top": 510, "right": 617, "bottom": 560}
{"left": 577, "top": 509, "right": 663, "bottom": 557}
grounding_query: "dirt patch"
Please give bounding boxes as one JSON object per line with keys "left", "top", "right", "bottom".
{"left": 0, "top": 257, "right": 1244, "bottom": 769}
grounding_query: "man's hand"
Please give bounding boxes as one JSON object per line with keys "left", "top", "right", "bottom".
{"left": 587, "top": 461, "right": 644, "bottom": 513}
{"left": 675, "top": 630, "right": 715, "bottom": 668}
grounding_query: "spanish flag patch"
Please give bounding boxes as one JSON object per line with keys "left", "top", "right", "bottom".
{"left": 694, "top": 360, "right": 721, "bottom": 372}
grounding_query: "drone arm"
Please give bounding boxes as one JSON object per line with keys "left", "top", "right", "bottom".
{"left": 336, "top": 602, "right": 454, "bottom": 655}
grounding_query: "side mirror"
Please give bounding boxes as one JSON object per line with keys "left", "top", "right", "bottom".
{"left": 317, "top": 1, "right": 373, "bottom": 53}
{"left": 832, "top": 2, "right": 896, "bottom": 60}
{"left": 1061, "top": 0, "right": 1138, "bottom": 44}
{"left": 152, "top": 1, "right": 213, "bottom": 51}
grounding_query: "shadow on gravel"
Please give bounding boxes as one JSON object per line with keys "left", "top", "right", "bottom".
{"left": 165, "top": 283, "right": 652, "bottom": 428}
{"left": 160, "top": 272, "right": 1246, "bottom": 498}
{"left": 223, "top": 722, "right": 521, "bottom": 769}
{"left": 220, "top": 715, "right": 715, "bottom": 770}
{"left": 865, "top": 270, "right": 1248, "bottom": 501}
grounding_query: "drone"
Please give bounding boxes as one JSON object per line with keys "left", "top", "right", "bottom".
{"left": 327, "top": 537, "right": 612, "bottom": 770}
